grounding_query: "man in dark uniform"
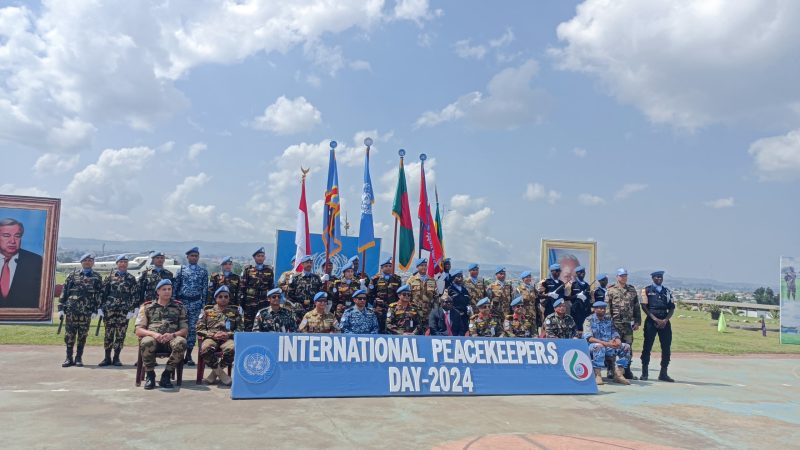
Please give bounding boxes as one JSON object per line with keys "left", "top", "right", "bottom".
{"left": 288, "top": 255, "right": 322, "bottom": 322}
{"left": 640, "top": 270, "right": 676, "bottom": 382}
{"left": 240, "top": 247, "right": 275, "bottom": 331}
{"left": 348, "top": 255, "right": 370, "bottom": 284}
{"left": 537, "top": 263, "right": 566, "bottom": 330}
{"left": 98, "top": 254, "right": 138, "bottom": 367}
{"left": 368, "top": 257, "right": 401, "bottom": 307}
{"left": 438, "top": 258, "right": 453, "bottom": 291}
{"left": 137, "top": 251, "right": 174, "bottom": 305}
{"left": 59, "top": 253, "right": 104, "bottom": 367}
{"left": 568, "top": 266, "right": 592, "bottom": 337}
{"left": 207, "top": 256, "right": 241, "bottom": 306}
{"left": 446, "top": 269, "right": 472, "bottom": 329}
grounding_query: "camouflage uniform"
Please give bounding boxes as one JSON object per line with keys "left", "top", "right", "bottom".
{"left": 516, "top": 283, "right": 540, "bottom": 329}
{"left": 407, "top": 273, "right": 439, "bottom": 326}
{"left": 196, "top": 305, "right": 243, "bottom": 368}
{"left": 299, "top": 309, "right": 339, "bottom": 333}
{"left": 544, "top": 312, "right": 577, "bottom": 339}
{"left": 207, "top": 272, "right": 241, "bottom": 306}
{"left": 583, "top": 314, "right": 631, "bottom": 369}
{"left": 137, "top": 267, "right": 174, "bottom": 305}
{"left": 59, "top": 270, "right": 104, "bottom": 350}
{"left": 368, "top": 273, "right": 402, "bottom": 306}
{"left": 605, "top": 284, "right": 641, "bottom": 345}
{"left": 239, "top": 264, "right": 275, "bottom": 330}
{"left": 100, "top": 271, "right": 138, "bottom": 352}
{"left": 487, "top": 280, "right": 514, "bottom": 322}
{"left": 135, "top": 300, "right": 188, "bottom": 371}
{"left": 288, "top": 272, "right": 323, "bottom": 322}
{"left": 386, "top": 302, "right": 423, "bottom": 335}
{"left": 330, "top": 278, "right": 359, "bottom": 311}
{"left": 252, "top": 306, "right": 298, "bottom": 333}
{"left": 463, "top": 277, "right": 487, "bottom": 309}
{"left": 503, "top": 311, "right": 536, "bottom": 338}
{"left": 469, "top": 313, "right": 502, "bottom": 337}
{"left": 277, "top": 270, "right": 295, "bottom": 293}
{"left": 373, "top": 299, "right": 388, "bottom": 334}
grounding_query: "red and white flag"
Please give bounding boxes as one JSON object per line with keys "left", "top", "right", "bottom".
{"left": 294, "top": 173, "right": 312, "bottom": 272}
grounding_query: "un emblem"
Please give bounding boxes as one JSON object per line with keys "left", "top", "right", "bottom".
{"left": 237, "top": 345, "right": 276, "bottom": 384}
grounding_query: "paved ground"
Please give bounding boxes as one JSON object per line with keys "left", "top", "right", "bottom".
{"left": 1, "top": 345, "right": 798, "bottom": 449}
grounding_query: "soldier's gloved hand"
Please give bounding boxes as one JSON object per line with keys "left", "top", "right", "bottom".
{"left": 126, "top": 310, "right": 135, "bottom": 320}
{"left": 467, "top": 306, "right": 473, "bottom": 315}
{"left": 548, "top": 292, "right": 559, "bottom": 299}
{"left": 360, "top": 280, "right": 367, "bottom": 290}
{"left": 58, "top": 310, "right": 65, "bottom": 319}
{"left": 238, "top": 306, "right": 244, "bottom": 316}
{"left": 97, "top": 308, "right": 104, "bottom": 318}
{"left": 321, "top": 274, "right": 329, "bottom": 282}
{"left": 577, "top": 292, "right": 587, "bottom": 301}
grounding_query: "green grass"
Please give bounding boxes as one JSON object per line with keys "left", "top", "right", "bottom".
{"left": 780, "top": 333, "right": 800, "bottom": 345}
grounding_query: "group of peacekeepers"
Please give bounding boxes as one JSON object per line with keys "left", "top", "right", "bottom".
{"left": 57, "top": 246, "right": 675, "bottom": 390}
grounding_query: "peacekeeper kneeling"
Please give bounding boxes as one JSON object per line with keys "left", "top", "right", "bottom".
{"left": 544, "top": 298, "right": 577, "bottom": 339}
{"left": 197, "top": 286, "right": 243, "bottom": 386}
{"left": 134, "top": 279, "right": 188, "bottom": 390}
{"left": 583, "top": 301, "right": 631, "bottom": 386}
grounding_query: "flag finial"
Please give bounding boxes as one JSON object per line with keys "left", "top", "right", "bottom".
{"left": 364, "top": 137, "right": 373, "bottom": 147}
{"left": 329, "top": 140, "right": 337, "bottom": 149}
{"left": 420, "top": 153, "right": 427, "bottom": 162}
{"left": 301, "top": 166, "right": 310, "bottom": 178}
{"left": 399, "top": 149, "right": 406, "bottom": 157}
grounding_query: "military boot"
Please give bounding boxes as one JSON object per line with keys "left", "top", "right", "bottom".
{"left": 144, "top": 371, "right": 157, "bottom": 390}
{"left": 623, "top": 364, "right": 637, "bottom": 380}
{"left": 62, "top": 346, "right": 75, "bottom": 367}
{"left": 613, "top": 366, "right": 631, "bottom": 385}
{"left": 204, "top": 366, "right": 219, "bottom": 385}
{"left": 658, "top": 367, "right": 674, "bottom": 382}
{"left": 184, "top": 348, "right": 196, "bottom": 367}
{"left": 112, "top": 349, "right": 123, "bottom": 366}
{"left": 75, "top": 345, "right": 85, "bottom": 367}
{"left": 216, "top": 366, "right": 232, "bottom": 386}
{"left": 594, "top": 368, "right": 605, "bottom": 385}
{"left": 605, "top": 359, "right": 614, "bottom": 380}
{"left": 640, "top": 365, "right": 649, "bottom": 381}
{"left": 159, "top": 369, "right": 175, "bottom": 388}
{"left": 98, "top": 349, "right": 112, "bottom": 366}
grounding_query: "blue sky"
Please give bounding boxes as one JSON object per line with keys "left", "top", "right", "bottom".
{"left": 1, "top": 0, "right": 798, "bottom": 285}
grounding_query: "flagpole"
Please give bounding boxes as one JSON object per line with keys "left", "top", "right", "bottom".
{"left": 391, "top": 149, "right": 405, "bottom": 275}
{"left": 418, "top": 154, "right": 426, "bottom": 259}
{"left": 361, "top": 142, "right": 371, "bottom": 276}
{"left": 324, "top": 140, "right": 337, "bottom": 275}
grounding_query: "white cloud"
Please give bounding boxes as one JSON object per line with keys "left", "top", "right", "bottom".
{"left": 349, "top": 60, "right": 372, "bottom": 71}
{"left": 394, "top": 0, "right": 437, "bottom": 25}
{"left": 250, "top": 96, "right": 322, "bottom": 135}
{"left": 489, "top": 28, "right": 514, "bottom": 48}
{"left": 578, "top": 193, "right": 605, "bottom": 206}
{"left": 705, "top": 197, "right": 735, "bottom": 209}
{"left": 378, "top": 157, "right": 437, "bottom": 204}
{"left": 157, "top": 141, "right": 175, "bottom": 153}
{"left": 614, "top": 183, "right": 648, "bottom": 200}
{"left": 443, "top": 194, "right": 509, "bottom": 262}
{"left": 748, "top": 129, "right": 800, "bottom": 181}
{"left": 33, "top": 153, "right": 79, "bottom": 175}
{"left": 454, "top": 40, "right": 487, "bottom": 60}
{"left": 415, "top": 59, "right": 548, "bottom": 129}
{"left": 551, "top": 1, "right": 800, "bottom": 129}
{"left": 572, "top": 147, "right": 587, "bottom": 158}
{"left": 0, "top": 184, "right": 50, "bottom": 197}
{"left": 188, "top": 142, "right": 207, "bottom": 161}
{"left": 306, "top": 74, "right": 322, "bottom": 88}
{"left": 523, "top": 183, "right": 561, "bottom": 204}
{"left": 417, "top": 32, "right": 433, "bottom": 47}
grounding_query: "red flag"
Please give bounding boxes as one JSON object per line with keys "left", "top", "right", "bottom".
{"left": 294, "top": 172, "right": 311, "bottom": 272}
{"left": 418, "top": 158, "right": 443, "bottom": 277}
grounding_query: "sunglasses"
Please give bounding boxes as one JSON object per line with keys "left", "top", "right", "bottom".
{"left": 218, "top": 294, "right": 230, "bottom": 299}
{"left": 269, "top": 295, "right": 281, "bottom": 299}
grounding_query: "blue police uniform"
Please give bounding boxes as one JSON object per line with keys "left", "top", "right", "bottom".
{"left": 583, "top": 313, "right": 632, "bottom": 369}
{"left": 173, "top": 248, "right": 209, "bottom": 361}
{"left": 340, "top": 305, "right": 379, "bottom": 334}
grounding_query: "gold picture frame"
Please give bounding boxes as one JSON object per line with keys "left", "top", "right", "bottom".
{"left": 540, "top": 239, "right": 597, "bottom": 285}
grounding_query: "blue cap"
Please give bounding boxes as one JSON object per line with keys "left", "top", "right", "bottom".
{"left": 349, "top": 255, "right": 359, "bottom": 263}
{"left": 314, "top": 292, "right": 328, "bottom": 302}
{"left": 511, "top": 296, "right": 523, "bottom": 307}
{"left": 220, "top": 256, "right": 233, "bottom": 265}
{"left": 597, "top": 273, "right": 608, "bottom": 281}
{"left": 468, "top": 263, "right": 479, "bottom": 271}
{"left": 299, "top": 255, "right": 313, "bottom": 264}
{"left": 575, "top": 265, "right": 585, "bottom": 273}
{"left": 495, "top": 266, "right": 505, "bottom": 274}
{"left": 396, "top": 284, "right": 411, "bottom": 294}
{"left": 451, "top": 269, "right": 463, "bottom": 277}
{"left": 592, "top": 301, "right": 608, "bottom": 308}
{"left": 115, "top": 254, "right": 128, "bottom": 263}
{"left": 352, "top": 289, "right": 367, "bottom": 298}
{"left": 617, "top": 268, "right": 628, "bottom": 276}
{"left": 214, "top": 285, "right": 230, "bottom": 297}
{"left": 79, "top": 253, "right": 95, "bottom": 262}
{"left": 253, "top": 247, "right": 265, "bottom": 257}
{"left": 150, "top": 251, "right": 165, "bottom": 258}
{"left": 267, "top": 288, "right": 282, "bottom": 297}
{"left": 156, "top": 279, "right": 172, "bottom": 290}
{"left": 549, "top": 263, "right": 561, "bottom": 271}
{"left": 476, "top": 298, "right": 490, "bottom": 307}
{"left": 185, "top": 246, "right": 199, "bottom": 255}
{"left": 380, "top": 256, "right": 393, "bottom": 266}
{"left": 414, "top": 258, "right": 427, "bottom": 267}
{"left": 553, "top": 298, "right": 564, "bottom": 307}
{"left": 443, "top": 258, "right": 451, "bottom": 264}
{"left": 651, "top": 270, "right": 665, "bottom": 277}
{"left": 342, "top": 262, "right": 354, "bottom": 271}
{"left": 520, "top": 271, "right": 532, "bottom": 279}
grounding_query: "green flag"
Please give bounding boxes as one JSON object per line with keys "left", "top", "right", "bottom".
{"left": 392, "top": 155, "right": 414, "bottom": 272}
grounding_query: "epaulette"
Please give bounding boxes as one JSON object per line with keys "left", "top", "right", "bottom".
{"left": 388, "top": 302, "right": 399, "bottom": 308}
{"left": 203, "top": 305, "right": 215, "bottom": 310}
{"left": 142, "top": 300, "right": 153, "bottom": 305}
{"left": 173, "top": 300, "right": 183, "bottom": 304}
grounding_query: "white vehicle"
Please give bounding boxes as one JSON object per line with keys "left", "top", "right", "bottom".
{"left": 57, "top": 253, "right": 181, "bottom": 278}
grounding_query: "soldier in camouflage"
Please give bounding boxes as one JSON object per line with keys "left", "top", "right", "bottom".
{"left": 386, "top": 284, "right": 423, "bottom": 335}
{"left": 98, "top": 254, "right": 138, "bottom": 367}
{"left": 463, "top": 263, "right": 486, "bottom": 312}
{"left": 277, "top": 257, "right": 296, "bottom": 293}
{"left": 59, "top": 253, "right": 104, "bottom": 368}
{"left": 197, "top": 285, "right": 243, "bottom": 386}
{"left": 137, "top": 251, "right": 174, "bottom": 305}
{"left": 239, "top": 247, "right": 275, "bottom": 331}
{"left": 503, "top": 296, "right": 536, "bottom": 338}
{"left": 207, "top": 256, "right": 241, "bottom": 306}
{"left": 544, "top": 298, "right": 577, "bottom": 339}
{"left": 487, "top": 267, "right": 514, "bottom": 323}
{"left": 172, "top": 246, "right": 209, "bottom": 367}
{"left": 605, "top": 268, "right": 641, "bottom": 380}
{"left": 298, "top": 292, "right": 339, "bottom": 333}
{"left": 288, "top": 255, "right": 323, "bottom": 323}
{"left": 469, "top": 298, "right": 501, "bottom": 337}
{"left": 330, "top": 262, "right": 360, "bottom": 311}
{"left": 368, "top": 257, "right": 402, "bottom": 307}
{"left": 135, "top": 279, "right": 188, "bottom": 390}
{"left": 584, "top": 300, "right": 632, "bottom": 385}
{"left": 516, "top": 271, "right": 540, "bottom": 333}
{"left": 253, "top": 288, "right": 298, "bottom": 333}
{"left": 407, "top": 258, "right": 438, "bottom": 329}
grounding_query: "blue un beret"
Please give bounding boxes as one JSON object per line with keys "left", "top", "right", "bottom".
{"left": 267, "top": 288, "right": 282, "bottom": 297}
{"left": 352, "top": 289, "right": 367, "bottom": 298}
{"left": 79, "top": 253, "right": 95, "bottom": 262}
{"left": 451, "top": 269, "right": 463, "bottom": 277}
{"left": 185, "top": 246, "right": 200, "bottom": 255}
{"left": 511, "top": 296, "right": 523, "bottom": 307}
{"left": 443, "top": 258, "right": 451, "bottom": 264}
{"left": 495, "top": 266, "right": 505, "bottom": 275}
{"left": 150, "top": 251, "right": 165, "bottom": 258}
{"left": 156, "top": 279, "right": 172, "bottom": 290}
{"left": 597, "top": 273, "right": 608, "bottom": 281}
{"left": 476, "top": 298, "right": 490, "bottom": 307}
{"left": 553, "top": 298, "right": 564, "bottom": 307}
{"left": 349, "top": 255, "right": 359, "bottom": 263}
{"left": 299, "top": 255, "right": 313, "bottom": 264}
{"left": 253, "top": 247, "right": 265, "bottom": 257}
{"left": 617, "top": 268, "right": 628, "bottom": 276}
{"left": 575, "top": 265, "right": 586, "bottom": 273}
{"left": 520, "top": 271, "right": 532, "bottom": 279}
{"left": 414, "top": 258, "right": 427, "bottom": 267}
{"left": 220, "top": 256, "right": 233, "bottom": 265}
{"left": 115, "top": 254, "right": 128, "bottom": 263}
{"left": 651, "top": 270, "right": 665, "bottom": 277}
{"left": 468, "top": 263, "right": 479, "bottom": 271}
{"left": 549, "top": 263, "right": 561, "bottom": 271}
{"left": 380, "top": 256, "right": 393, "bottom": 266}
{"left": 342, "top": 262, "right": 354, "bottom": 271}
{"left": 314, "top": 292, "right": 328, "bottom": 302}
{"left": 214, "top": 285, "right": 230, "bottom": 297}
{"left": 396, "top": 284, "right": 411, "bottom": 294}
{"left": 592, "top": 301, "right": 608, "bottom": 308}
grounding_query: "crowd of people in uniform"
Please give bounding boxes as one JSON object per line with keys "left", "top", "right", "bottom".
{"left": 57, "top": 246, "right": 676, "bottom": 390}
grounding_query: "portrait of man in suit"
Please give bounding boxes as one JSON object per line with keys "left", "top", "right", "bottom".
{"left": 0, "top": 218, "right": 44, "bottom": 309}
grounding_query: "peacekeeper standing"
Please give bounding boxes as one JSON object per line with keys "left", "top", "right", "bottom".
{"left": 347, "top": 255, "right": 371, "bottom": 285}
{"left": 340, "top": 289, "right": 379, "bottom": 334}
{"left": 207, "top": 256, "right": 241, "bottom": 306}
{"left": 503, "top": 297, "right": 536, "bottom": 338}
{"left": 319, "top": 260, "right": 338, "bottom": 293}
{"left": 172, "top": 246, "right": 208, "bottom": 367}
{"left": 584, "top": 300, "right": 631, "bottom": 385}
{"left": 368, "top": 257, "right": 402, "bottom": 307}
{"left": 593, "top": 273, "right": 609, "bottom": 304}
{"left": 606, "top": 268, "right": 641, "bottom": 380}
{"left": 240, "top": 247, "right": 275, "bottom": 331}
{"left": 487, "top": 267, "right": 513, "bottom": 322}
{"left": 138, "top": 251, "right": 173, "bottom": 305}
{"left": 469, "top": 298, "right": 502, "bottom": 337}
{"left": 288, "top": 255, "right": 323, "bottom": 322}
{"left": 640, "top": 270, "right": 676, "bottom": 382}
{"left": 197, "top": 286, "right": 243, "bottom": 386}
{"left": 436, "top": 258, "right": 453, "bottom": 294}
{"left": 330, "top": 262, "right": 359, "bottom": 311}
{"left": 98, "top": 254, "right": 138, "bottom": 367}
{"left": 277, "top": 257, "right": 296, "bottom": 293}
{"left": 135, "top": 279, "right": 188, "bottom": 390}
{"left": 372, "top": 298, "right": 389, "bottom": 334}
{"left": 299, "top": 292, "right": 339, "bottom": 333}
{"left": 59, "top": 253, "right": 104, "bottom": 367}
{"left": 253, "top": 288, "right": 297, "bottom": 332}
{"left": 568, "top": 266, "right": 593, "bottom": 337}
{"left": 516, "top": 271, "right": 540, "bottom": 331}
{"left": 386, "top": 284, "right": 423, "bottom": 335}
{"left": 447, "top": 269, "right": 472, "bottom": 329}
{"left": 463, "top": 263, "right": 486, "bottom": 311}
{"left": 537, "top": 263, "right": 566, "bottom": 325}
{"left": 407, "top": 257, "right": 439, "bottom": 326}
{"left": 544, "top": 299, "right": 577, "bottom": 339}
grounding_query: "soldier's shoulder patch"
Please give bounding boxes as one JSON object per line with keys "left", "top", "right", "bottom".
{"left": 203, "top": 305, "right": 215, "bottom": 310}
{"left": 545, "top": 319, "right": 551, "bottom": 325}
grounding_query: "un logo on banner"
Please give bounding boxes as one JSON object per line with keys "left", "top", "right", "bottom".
{"left": 238, "top": 345, "right": 276, "bottom": 384}
{"left": 562, "top": 349, "right": 592, "bottom": 382}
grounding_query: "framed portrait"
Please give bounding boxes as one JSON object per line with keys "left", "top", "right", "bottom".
{"left": 540, "top": 239, "right": 597, "bottom": 285}
{"left": 0, "top": 195, "right": 61, "bottom": 322}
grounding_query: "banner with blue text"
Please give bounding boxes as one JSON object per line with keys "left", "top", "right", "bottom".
{"left": 274, "top": 229, "right": 382, "bottom": 277}
{"left": 232, "top": 333, "right": 597, "bottom": 399}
